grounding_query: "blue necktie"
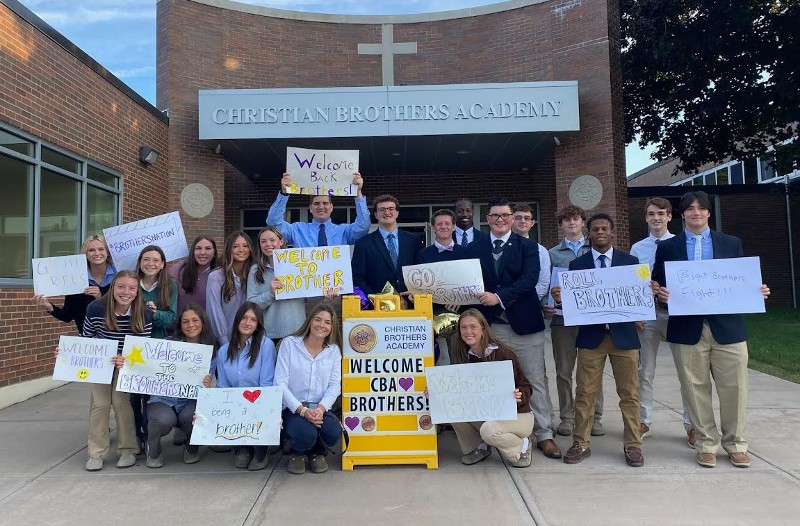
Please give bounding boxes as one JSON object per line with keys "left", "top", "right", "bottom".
{"left": 461, "top": 231, "right": 468, "bottom": 246}
{"left": 693, "top": 234, "right": 702, "bottom": 261}
{"left": 387, "top": 233, "right": 398, "bottom": 268}
{"left": 598, "top": 254, "right": 607, "bottom": 268}
{"left": 318, "top": 223, "right": 327, "bottom": 247}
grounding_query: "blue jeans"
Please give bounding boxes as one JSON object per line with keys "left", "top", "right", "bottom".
{"left": 282, "top": 408, "right": 341, "bottom": 455}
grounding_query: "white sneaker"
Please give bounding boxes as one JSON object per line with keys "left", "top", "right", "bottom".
{"left": 116, "top": 452, "right": 137, "bottom": 468}
{"left": 85, "top": 458, "right": 103, "bottom": 471}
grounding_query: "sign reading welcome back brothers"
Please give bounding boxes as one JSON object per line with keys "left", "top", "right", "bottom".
{"left": 199, "top": 82, "right": 580, "bottom": 139}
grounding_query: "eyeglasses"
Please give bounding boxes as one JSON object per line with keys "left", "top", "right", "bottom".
{"left": 377, "top": 207, "right": 397, "bottom": 213}
{"left": 514, "top": 215, "right": 533, "bottom": 222}
{"left": 487, "top": 213, "right": 513, "bottom": 220}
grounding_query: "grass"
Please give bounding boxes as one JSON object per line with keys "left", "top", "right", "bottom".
{"left": 745, "top": 307, "right": 800, "bottom": 384}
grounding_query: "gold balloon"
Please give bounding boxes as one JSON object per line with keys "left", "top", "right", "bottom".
{"left": 433, "top": 312, "right": 459, "bottom": 337}
{"left": 380, "top": 282, "right": 396, "bottom": 295}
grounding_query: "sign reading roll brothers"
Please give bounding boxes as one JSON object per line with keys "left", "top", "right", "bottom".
{"left": 199, "top": 82, "right": 580, "bottom": 139}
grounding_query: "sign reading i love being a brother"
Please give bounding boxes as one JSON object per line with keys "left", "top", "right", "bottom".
{"left": 285, "top": 146, "right": 359, "bottom": 196}
{"left": 191, "top": 387, "right": 282, "bottom": 446}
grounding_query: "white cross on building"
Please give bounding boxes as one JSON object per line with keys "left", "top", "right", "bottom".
{"left": 357, "top": 24, "right": 417, "bottom": 86}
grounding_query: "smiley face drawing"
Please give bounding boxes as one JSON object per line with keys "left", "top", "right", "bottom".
{"left": 76, "top": 368, "right": 90, "bottom": 381}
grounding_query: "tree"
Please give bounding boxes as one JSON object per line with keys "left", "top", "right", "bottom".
{"left": 621, "top": 0, "right": 800, "bottom": 174}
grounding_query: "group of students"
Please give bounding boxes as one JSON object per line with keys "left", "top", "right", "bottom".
{"left": 34, "top": 229, "right": 343, "bottom": 475}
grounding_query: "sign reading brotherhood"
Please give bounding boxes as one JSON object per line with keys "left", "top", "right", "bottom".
{"left": 199, "top": 82, "right": 580, "bottom": 139}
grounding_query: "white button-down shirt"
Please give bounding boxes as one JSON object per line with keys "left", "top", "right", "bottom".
{"left": 274, "top": 335, "right": 342, "bottom": 412}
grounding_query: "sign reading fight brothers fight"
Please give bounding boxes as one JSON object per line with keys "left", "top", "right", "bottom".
{"left": 341, "top": 295, "right": 437, "bottom": 470}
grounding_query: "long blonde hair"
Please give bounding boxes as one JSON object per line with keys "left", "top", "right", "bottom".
{"left": 81, "top": 234, "right": 114, "bottom": 266}
{"left": 104, "top": 270, "right": 147, "bottom": 333}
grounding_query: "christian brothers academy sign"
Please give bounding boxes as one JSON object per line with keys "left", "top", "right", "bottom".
{"left": 198, "top": 82, "right": 579, "bottom": 139}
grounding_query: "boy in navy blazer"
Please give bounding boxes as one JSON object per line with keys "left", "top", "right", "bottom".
{"left": 553, "top": 213, "right": 644, "bottom": 467}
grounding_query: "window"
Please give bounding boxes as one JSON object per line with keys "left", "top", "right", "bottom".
{"left": 759, "top": 156, "right": 777, "bottom": 182}
{"left": 0, "top": 122, "right": 121, "bottom": 281}
{"left": 730, "top": 162, "right": 744, "bottom": 184}
{"left": 715, "top": 167, "right": 729, "bottom": 185}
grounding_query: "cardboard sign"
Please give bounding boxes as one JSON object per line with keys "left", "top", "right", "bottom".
{"left": 191, "top": 387, "right": 282, "bottom": 446}
{"left": 285, "top": 146, "right": 359, "bottom": 196}
{"left": 103, "top": 211, "right": 188, "bottom": 271}
{"left": 426, "top": 361, "right": 518, "bottom": 424}
{"left": 32, "top": 254, "right": 89, "bottom": 297}
{"left": 664, "top": 257, "right": 766, "bottom": 315}
{"left": 53, "top": 335, "right": 117, "bottom": 384}
{"left": 273, "top": 245, "right": 354, "bottom": 299}
{"left": 561, "top": 264, "right": 656, "bottom": 326}
{"left": 341, "top": 294, "right": 438, "bottom": 470}
{"left": 402, "top": 259, "right": 484, "bottom": 305}
{"left": 115, "top": 336, "right": 213, "bottom": 398}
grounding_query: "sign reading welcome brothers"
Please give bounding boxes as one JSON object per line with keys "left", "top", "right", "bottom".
{"left": 199, "top": 82, "right": 580, "bottom": 139}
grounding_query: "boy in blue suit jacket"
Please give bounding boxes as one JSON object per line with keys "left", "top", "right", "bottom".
{"left": 552, "top": 213, "right": 644, "bottom": 468}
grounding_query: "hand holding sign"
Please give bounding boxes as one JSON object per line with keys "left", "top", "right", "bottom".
{"left": 402, "top": 259, "right": 484, "bottom": 305}
{"left": 191, "top": 387, "right": 282, "bottom": 446}
{"left": 32, "top": 255, "right": 89, "bottom": 297}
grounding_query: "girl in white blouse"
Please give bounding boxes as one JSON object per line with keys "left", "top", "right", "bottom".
{"left": 273, "top": 303, "right": 342, "bottom": 475}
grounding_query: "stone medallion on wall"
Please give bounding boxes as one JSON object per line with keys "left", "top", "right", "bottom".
{"left": 180, "top": 183, "right": 214, "bottom": 218}
{"left": 568, "top": 175, "right": 603, "bottom": 210}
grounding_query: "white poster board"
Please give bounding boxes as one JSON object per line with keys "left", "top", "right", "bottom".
{"left": 285, "top": 146, "right": 359, "bottom": 196}
{"left": 103, "top": 211, "right": 188, "bottom": 271}
{"left": 561, "top": 264, "right": 656, "bottom": 326}
{"left": 53, "top": 335, "right": 117, "bottom": 384}
{"left": 115, "top": 336, "right": 213, "bottom": 398}
{"left": 273, "top": 245, "right": 354, "bottom": 299}
{"left": 32, "top": 254, "right": 88, "bottom": 296}
{"left": 426, "top": 361, "right": 518, "bottom": 424}
{"left": 664, "top": 257, "right": 765, "bottom": 315}
{"left": 191, "top": 387, "right": 283, "bottom": 446}
{"left": 402, "top": 259, "right": 484, "bottom": 305}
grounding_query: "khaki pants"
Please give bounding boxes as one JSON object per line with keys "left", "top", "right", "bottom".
{"left": 88, "top": 368, "right": 138, "bottom": 459}
{"left": 551, "top": 324, "right": 603, "bottom": 424}
{"left": 671, "top": 322, "right": 748, "bottom": 454}
{"left": 574, "top": 334, "right": 641, "bottom": 449}
{"left": 452, "top": 412, "right": 535, "bottom": 462}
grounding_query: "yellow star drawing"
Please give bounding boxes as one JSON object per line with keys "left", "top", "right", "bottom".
{"left": 125, "top": 345, "right": 146, "bottom": 368}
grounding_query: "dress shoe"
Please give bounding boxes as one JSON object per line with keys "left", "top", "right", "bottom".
{"left": 728, "top": 451, "right": 751, "bottom": 468}
{"left": 536, "top": 439, "right": 562, "bottom": 459}
{"left": 686, "top": 428, "right": 697, "bottom": 448}
{"left": 640, "top": 423, "right": 651, "bottom": 439}
{"left": 696, "top": 452, "right": 716, "bottom": 468}
{"left": 556, "top": 420, "right": 573, "bottom": 436}
{"left": 563, "top": 441, "right": 591, "bottom": 464}
{"left": 591, "top": 420, "right": 606, "bottom": 436}
{"left": 624, "top": 446, "right": 644, "bottom": 467}
{"left": 461, "top": 447, "right": 491, "bottom": 465}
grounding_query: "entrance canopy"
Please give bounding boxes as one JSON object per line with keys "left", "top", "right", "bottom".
{"left": 198, "top": 81, "right": 579, "bottom": 177}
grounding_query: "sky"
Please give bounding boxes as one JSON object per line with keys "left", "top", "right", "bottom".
{"left": 20, "top": 0, "right": 656, "bottom": 174}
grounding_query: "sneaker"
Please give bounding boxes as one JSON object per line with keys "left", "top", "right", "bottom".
{"left": 640, "top": 423, "right": 651, "bottom": 439}
{"left": 146, "top": 455, "right": 164, "bottom": 468}
{"left": 235, "top": 449, "right": 253, "bottom": 469}
{"left": 624, "top": 446, "right": 644, "bottom": 467}
{"left": 248, "top": 454, "right": 270, "bottom": 471}
{"left": 686, "top": 428, "right": 697, "bottom": 449}
{"left": 116, "top": 452, "right": 137, "bottom": 468}
{"left": 309, "top": 454, "right": 329, "bottom": 473}
{"left": 173, "top": 428, "right": 187, "bottom": 446}
{"left": 696, "top": 452, "right": 716, "bottom": 468}
{"left": 507, "top": 441, "right": 532, "bottom": 468}
{"left": 85, "top": 458, "right": 104, "bottom": 471}
{"left": 563, "top": 441, "right": 591, "bottom": 464}
{"left": 183, "top": 446, "right": 200, "bottom": 465}
{"left": 590, "top": 420, "right": 606, "bottom": 436}
{"left": 287, "top": 454, "right": 307, "bottom": 475}
{"left": 728, "top": 451, "right": 751, "bottom": 468}
{"left": 461, "top": 447, "right": 491, "bottom": 465}
{"left": 556, "top": 420, "right": 574, "bottom": 436}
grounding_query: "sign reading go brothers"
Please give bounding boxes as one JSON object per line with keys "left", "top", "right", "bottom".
{"left": 285, "top": 147, "right": 359, "bottom": 197}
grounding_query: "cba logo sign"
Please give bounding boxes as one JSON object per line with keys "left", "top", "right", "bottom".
{"left": 348, "top": 324, "right": 377, "bottom": 353}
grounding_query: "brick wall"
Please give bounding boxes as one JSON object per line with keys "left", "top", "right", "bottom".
{"left": 0, "top": 3, "right": 169, "bottom": 387}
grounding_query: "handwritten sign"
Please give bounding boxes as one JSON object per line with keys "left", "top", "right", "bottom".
{"left": 561, "top": 264, "right": 655, "bottom": 326}
{"left": 53, "top": 335, "right": 117, "bottom": 384}
{"left": 32, "top": 254, "right": 88, "bottom": 296}
{"left": 103, "top": 211, "right": 188, "bottom": 271}
{"left": 273, "top": 245, "right": 354, "bottom": 299}
{"left": 285, "top": 146, "right": 359, "bottom": 196}
{"left": 191, "top": 387, "right": 282, "bottom": 446}
{"left": 402, "top": 259, "right": 484, "bottom": 305}
{"left": 115, "top": 336, "right": 213, "bottom": 398}
{"left": 664, "top": 257, "right": 765, "bottom": 315}
{"left": 426, "top": 361, "right": 517, "bottom": 424}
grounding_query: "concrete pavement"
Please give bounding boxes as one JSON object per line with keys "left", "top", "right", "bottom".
{"left": 1, "top": 334, "right": 799, "bottom": 526}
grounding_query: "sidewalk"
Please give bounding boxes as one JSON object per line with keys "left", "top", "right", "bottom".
{"left": 1, "top": 336, "right": 799, "bottom": 526}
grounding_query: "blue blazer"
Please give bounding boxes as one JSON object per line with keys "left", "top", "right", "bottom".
{"left": 416, "top": 243, "right": 469, "bottom": 264}
{"left": 652, "top": 230, "right": 747, "bottom": 345}
{"left": 453, "top": 228, "right": 489, "bottom": 247}
{"left": 568, "top": 250, "right": 641, "bottom": 350}
{"left": 352, "top": 229, "right": 420, "bottom": 295}
{"left": 467, "top": 232, "right": 544, "bottom": 335}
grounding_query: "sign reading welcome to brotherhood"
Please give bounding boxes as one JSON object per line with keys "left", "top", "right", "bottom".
{"left": 199, "top": 82, "right": 580, "bottom": 139}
